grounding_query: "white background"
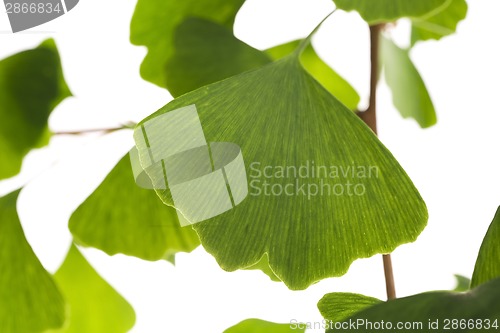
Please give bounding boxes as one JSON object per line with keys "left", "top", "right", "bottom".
{"left": 1, "top": 0, "right": 500, "bottom": 332}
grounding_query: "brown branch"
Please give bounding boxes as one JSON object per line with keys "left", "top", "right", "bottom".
{"left": 53, "top": 122, "right": 136, "bottom": 136}
{"left": 356, "top": 24, "right": 396, "bottom": 301}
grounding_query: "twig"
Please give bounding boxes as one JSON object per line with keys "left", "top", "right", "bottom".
{"left": 356, "top": 23, "right": 397, "bottom": 301}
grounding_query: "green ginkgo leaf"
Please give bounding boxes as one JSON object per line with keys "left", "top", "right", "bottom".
{"left": 471, "top": 207, "right": 500, "bottom": 288}
{"left": 224, "top": 319, "right": 305, "bottom": 333}
{"left": 320, "top": 278, "right": 500, "bottom": 333}
{"left": 332, "top": 0, "right": 450, "bottom": 24}
{"left": 381, "top": 36, "right": 437, "bottom": 128}
{"left": 69, "top": 153, "right": 200, "bottom": 262}
{"left": 165, "top": 17, "right": 271, "bottom": 98}
{"left": 133, "top": 38, "right": 428, "bottom": 289}
{"left": 0, "top": 39, "right": 71, "bottom": 180}
{"left": 0, "top": 190, "right": 66, "bottom": 333}
{"left": 165, "top": 18, "right": 359, "bottom": 110}
{"left": 266, "top": 41, "right": 360, "bottom": 110}
{"left": 52, "top": 244, "right": 135, "bottom": 333}
{"left": 318, "top": 293, "right": 382, "bottom": 323}
{"left": 411, "top": 0, "right": 468, "bottom": 45}
{"left": 130, "top": 0, "right": 245, "bottom": 88}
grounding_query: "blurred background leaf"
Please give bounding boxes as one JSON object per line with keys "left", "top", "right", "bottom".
{"left": 0, "top": 39, "right": 71, "bottom": 180}
{"left": 332, "top": 0, "right": 449, "bottom": 24}
{"left": 69, "top": 153, "right": 200, "bottom": 262}
{"left": 266, "top": 40, "right": 360, "bottom": 110}
{"left": 381, "top": 36, "right": 437, "bottom": 128}
{"left": 165, "top": 18, "right": 271, "bottom": 98}
{"left": 130, "top": 0, "right": 245, "bottom": 88}
{"left": 411, "top": 0, "right": 468, "bottom": 45}
{"left": 52, "top": 244, "right": 136, "bottom": 333}
{"left": 0, "top": 190, "right": 66, "bottom": 333}
{"left": 471, "top": 207, "right": 500, "bottom": 288}
{"left": 223, "top": 319, "right": 305, "bottom": 333}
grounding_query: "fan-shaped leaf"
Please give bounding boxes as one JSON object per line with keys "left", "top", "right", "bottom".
{"left": 320, "top": 278, "right": 500, "bottom": 333}
{"left": 381, "top": 36, "right": 436, "bottom": 128}
{"left": 411, "top": 0, "right": 468, "bottom": 45}
{"left": 471, "top": 207, "right": 500, "bottom": 288}
{"left": 52, "top": 244, "right": 135, "bottom": 333}
{"left": 0, "top": 190, "right": 66, "bottom": 333}
{"left": 318, "top": 293, "right": 382, "bottom": 323}
{"left": 133, "top": 41, "right": 427, "bottom": 289}
{"left": 0, "top": 39, "right": 71, "bottom": 180}
{"left": 69, "top": 153, "right": 200, "bottom": 261}
{"left": 130, "top": 0, "right": 244, "bottom": 87}
{"left": 224, "top": 319, "right": 304, "bottom": 333}
{"left": 332, "top": 0, "right": 450, "bottom": 24}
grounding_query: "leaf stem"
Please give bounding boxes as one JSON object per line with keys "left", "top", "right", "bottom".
{"left": 357, "top": 23, "right": 397, "bottom": 300}
{"left": 295, "top": 10, "right": 336, "bottom": 56}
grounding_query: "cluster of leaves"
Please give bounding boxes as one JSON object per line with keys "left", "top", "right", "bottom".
{"left": 2, "top": 0, "right": 496, "bottom": 333}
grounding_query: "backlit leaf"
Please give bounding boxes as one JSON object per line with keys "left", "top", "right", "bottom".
{"left": 133, "top": 40, "right": 428, "bottom": 290}
{"left": 411, "top": 0, "right": 468, "bottom": 45}
{"left": 320, "top": 278, "right": 500, "bottom": 332}
{"left": 332, "top": 0, "right": 450, "bottom": 24}
{"left": 0, "top": 39, "right": 71, "bottom": 180}
{"left": 130, "top": 0, "right": 245, "bottom": 87}
{"left": 0, "top": 190, "right": 66, "bottom": 333}
{"left": 381, "top": 36, "right": 437, "bottom": 128}
{"left": 52, "top": 244, "right": 135, "bottom": 333}
{"left": 318, "top": 292, "right": 382, "bottom": 323}
{"left": 223, "top": 319, "right": 304, "bottom": 333}
{"left": 69, "top": 153, "right": 200, "bottom": 261}
{"left": 266, "top": 40, "right": 360, "bottom": 110}
{"left": 471, "top": 207, "right": 500, "bottom": 288}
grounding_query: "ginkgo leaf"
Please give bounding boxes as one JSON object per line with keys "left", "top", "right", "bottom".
{"left": 0, "top": 190, "right": 66, "bottom": 333}
{"left": 381, "top": 36, "right": 437, "bottom": 128}
{"left": 165, "top": 18, "right": 359, "bottom": 110}
{"left": 165, "top": 17, "right": 271, "bottom": 98}
{"left": 69, "top": 153, "right": 200, "bottom": 261}
{"left": 224, "top": 319, "right": 305, "bottom": 333}
{"left": 130, "top": 0, "right": 245, "bottom": 87}
{"left": 266, "top": 40, "right": 360, "bottom": 110}
{"left": 320, "top": 277, "right": 500, "bottom": 333}
{"left": 332, "top": 0, "right": 450, "bottom": 24}
{"left": 0, "top": 39, "right": 71, "bottom": 180}
{"left": 318, "top": 293, "right": 382, "bottom": 323}
{"left": 411, "top": 0, "right": 468, "bottom": 45}
{"left": 471, "top": 207, "right": 500, "bottom": 288}
{"left": 133, "top": 39, "right": 427, "bottom": 289}
{"left": 52, "top": 244, "right": 136, "bottom": 333}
